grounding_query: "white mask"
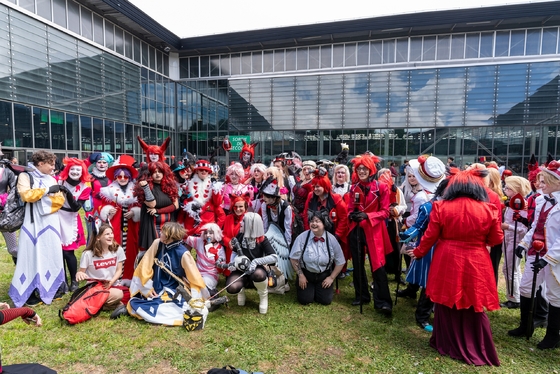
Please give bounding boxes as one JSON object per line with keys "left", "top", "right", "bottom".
{"left": 68, "top": 165, "right": 82, "bottom": 181}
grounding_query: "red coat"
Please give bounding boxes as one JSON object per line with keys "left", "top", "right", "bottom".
{"left": 220, "top": 212, "right": 244, "bottom": 276}
{"left": 344, "top": 181, "right": 392, "bottom": 272}
{"left": 413, "top": 197, "right": 504, "bottom": 312}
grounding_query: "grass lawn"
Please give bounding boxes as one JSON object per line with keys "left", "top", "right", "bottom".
{"left": 1, "top": 240, "right": 559, "bottom": 374}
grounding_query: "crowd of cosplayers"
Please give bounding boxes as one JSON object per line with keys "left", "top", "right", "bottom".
{"left": 1, "top": 136, "right": 560, "bottom": 366}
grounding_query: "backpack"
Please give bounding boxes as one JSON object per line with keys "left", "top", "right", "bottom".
{"left": 59, "top": 281, "right": 110, "bottom": 325}
{"left": 0, "top": 171, "right": 34, "bottom": 232}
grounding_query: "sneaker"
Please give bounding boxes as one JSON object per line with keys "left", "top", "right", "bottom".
{"left": 110, "top": 304, "right": 129, "bottom": 319}
{"left": 419, "top": 321, "right": 433, "bottom": 332}
{"left": 53, "top": 283, "right": 68, "bottom": 300}
{"left": 25, "top": 293, "right": 43, "bottom": 307}
{"left": 69, "top": 281, "right": 79, "bottom": 293}
{"left": 500, "top": 301, "right": 520, "bottom": 309}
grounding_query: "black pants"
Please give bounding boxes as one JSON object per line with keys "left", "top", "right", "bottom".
{"left": 489, "top": 243, "right": 502, "bottom": 286}
{"left": 415, "top": 288, "right": 434, "bottom": 324}
{"left": 296, "top": 268, "right": 334, "bottom": 305}
{"left": 385, "top": 218, "right": 401, "bottom": 277}
{"left": 349, "top": 226, "right": 393, "bottom": 309}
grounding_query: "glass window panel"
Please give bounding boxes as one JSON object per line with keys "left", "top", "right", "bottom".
{"left": 115, "top": 122, "right": 124, "bottom": 154}
{"left": 271, "top": 77, "right": 295, "bottom": 130}
{"left": 53, "top": 0, "right": 67, "bottom": 27}
{"left": 345, "top": 43, "right": 356, "bottom": 67}
{"left": 133, "top": 37, "right": 141, "bottom": 63}
{"left": 66, "top": 113, "right": 79, "bottom": 150}
{"left": 105, "top": 22, "right": 114, "bottom": 50}
{"left": 37, "top": 0, "right": 52, "bottom": 21}
{"left": 297, "top": 48, "right": 308, "bottom": 70}
{"left": 542, "top": 27, "right": 558, "bottom": 54}
{"left": 163, "top": 54, "right": 168, "bottom": 76}
{"left": 286, "top": 49, "right": 296, "bottom": 71}
{"left": 344, "top": 73, "right": 369, "bottom": 129}
{"left": 92, "top": 13, "right": 103, "bottom": 45}
{"left": 437, "top": 35, "right": 450, "bottom": 60}
{"left": 495, "top": 31, "right": 510, "bottom": 57}
{"left": 526, "top": 29, "right": 541, "bottom": 55}
{"left": 388, "top": 70, "right": 409, "bottom": 127}
{"left": 263, "top": 51, "right": 273, "bottom": 73}
{"left": 14, "top": 104, "right": 33, "bottom": 148}
{"left": 252, "top": 52, "right": 262, "bottom": 73}
{"left": 33, "top": 107, "right": 50, "bottom": 149}
{"left": 465, "top": 33, "right": 479, "bottom": 58}
{"left": 240, "top": 53, "right": 251, "bottom": 74}
{"left": 272, "top": 50, "right": 284, "bottom": 72}
{"left": 19, "top": 0, "right": 34, "bottom": 12}
{"left": 320, "top": 45, "right": 331, "bottom": 68}
{"left": 50, "top": 110, "right": 65, "bottom": 150}
{"left": 80, "top": 7, "right": 92, "bottom": 40}
{"left": 141, "top": 42, "right": 149, "bottom": 66}
{"left": 396, "top": 39, "right": 408, "bottom": 63}
{"left": 369, "top": 72, "right": 389, "bottom": 127}
{"left": 210, "top": 55, "right": 220, "bottom": 76}
{"left": 220, "top": 54, "right": 231, "bottom": 75}
{"left": 104, "top": 120, "right": 114, "bottom": 152}
{"left": 319, "top": 75, "right": 343, "bottom": 129}
{"left": 231, "top": 53, "right": 240, "bottom": 75}
{"left": 189, "top": 57, "right": 199, "bottom": 78}
{"left": 466, "top": 66, "right": 496, "bottom": 126}
{"left": 383, "top": 40, "right": 395, "bottom": 64}
{"left": 80, "top": 116, "right": 92, "bottom": 152}
{"left": 409, "top": 69, "right": 436, "bottom": 128}
{"left": 527, "top": 61, "right": 560, "bottom": 125}
{"left": 333, "top": 44, "right": 344, "bottom": 67}
{"left": 510, "top": 30, "right": 525, "bottom": 56}
{"left": 149, "top": 46, "right": 156, "bottom": 69}
{"left": 200, "top": 56, "right": 210, "bottom": 77}
{"left": 67, "top": 0, "right": 80, "bottom": 34}
{"left": 309, "top": 47, "right": 320, "bottom": 69}
{"left": 0, "top": 101, "right": 14, "bottom": 147}
{"left": 410, "top": 37, "right": 422, "bottom": 62}
{"left": 124, "top": 32, "right": 132, "bottom": 59}
{"left": 451, "top": 34, "right": 465, "bottom": 59}
{"left": 437, "top": 68, "right": 466, "bottom": 127}
{"left": 115, "top": 27, "right": 124, "bottom": 55}
{"left": 295, "top": 76, "right": 318, "bottom": 128}
{"left": 93, "top": 118, "right": 103, "bottom": 151}
{"left": 356, "top": 42, "right": 369, "bottom": 65}
{"left": 125, "top": 124, "right": 134, "bottom": 154}
{"left": 423, "top": 36, "right": 436, "bottom": 61}
{"left": 495, "top": 64, "right": 528, "bottom": 125}
{"left": 480, "top": 32, "right": 494, "bottom": 57}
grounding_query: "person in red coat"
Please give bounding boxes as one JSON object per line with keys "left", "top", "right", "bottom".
{"left": 303, "top": 169, "right": 349, "bottom": 275}
{"left": 409, "top": 168, "right": 504, "bottom": 366}
{"left": 344, "top": 154, "right": 393, "bottom": 315}
{"left": 221, "top": 195, "right": 249, "bottom": 276}
{"left": 182, "top": 159, "right": 225, "bottom": 235}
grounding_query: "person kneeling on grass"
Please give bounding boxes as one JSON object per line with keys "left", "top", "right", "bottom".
{"left": 290, "top": 210, "right": 345, "bottom": 305}
{"left": 75, "top": 223, "right": 128, "bottom": 318}
{"left": 125, "top": 222, "right": 210, "bottom": 326}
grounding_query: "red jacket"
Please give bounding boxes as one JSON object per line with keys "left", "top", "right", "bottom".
{"left": 413, "top": 197, "right": 503, "bottom": 312}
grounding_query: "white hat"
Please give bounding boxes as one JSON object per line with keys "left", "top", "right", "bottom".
{"left": 409, "top": 155, "right": 445, "bottom": 193}
{"left": 261, "top": 177, "right": 280, "bottom": 197}
{"left": 542, "top": 160, "right": 560, "bottom": 181}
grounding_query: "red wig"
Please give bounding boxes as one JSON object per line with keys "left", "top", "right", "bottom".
{"left": 443, "top": 168, "right": 489, "bottom": 202}
{"left": 134, "top": 161, "right": 178, "bottom": 204}
{"left": 351, "top": 154, "right": 380, "bottom": 183}
{"left": 239, "top": 140, "right": 258, "bottom": 161}
{"left": 312, "top": 174, "right": 332, "bottom": 192}
{"left": 59, "top": 157, "right": 91, "bottom": 183}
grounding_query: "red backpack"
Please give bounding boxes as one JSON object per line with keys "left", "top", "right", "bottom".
{"left": 59, "top": 281, "right": 109, "bottom": 325}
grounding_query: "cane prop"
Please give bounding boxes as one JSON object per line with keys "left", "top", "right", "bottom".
{"left": 208, "top": 273, "right": 246, "bottom": 301}
{"left": 527, "top": 239, "right": 545, "bottom": 339}
{"left": 354, "top": 192, "right": 364, "bottom": 314}
{"left": 509, "top": 194, "right": 526, "bottom": 298}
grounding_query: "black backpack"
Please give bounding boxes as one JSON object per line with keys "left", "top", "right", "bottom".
{"left": 0, "top": 171, "right": 33, "bottom": 232}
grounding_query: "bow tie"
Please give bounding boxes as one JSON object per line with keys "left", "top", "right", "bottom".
{"left": 313, "top": 236, "right": 325, "bottom": 242}
{"left": 267, "top": 204, "right": 277, "bottom": 210}
{"left": 544, "top": 195, "right": 556, "bottom": 205}
{"left": 335, "top": 183, "right": 345, "bottom": 188}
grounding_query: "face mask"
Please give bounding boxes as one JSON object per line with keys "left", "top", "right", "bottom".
{"left": 68, "top": 166, "right": 82, "bottom": 181}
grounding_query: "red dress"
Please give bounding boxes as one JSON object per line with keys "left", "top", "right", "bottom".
{"left": 413, "top": 197, "right": 504, "bottom": 312}
{"left": 220, "top": 212, "right": 245, "bottom": 276}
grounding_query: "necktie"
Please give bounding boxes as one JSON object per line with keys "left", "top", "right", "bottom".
{"left": 313, "top": 236, "right": 325, "bottom": 242}
{"left": 544, "top": 195, "right": 556, "bottom": 205}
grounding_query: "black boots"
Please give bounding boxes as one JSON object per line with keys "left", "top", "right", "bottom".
{"left": 508, "top": 290, "right": 549, "bottom": 338}
{"left": 537, "top": 305, "right": 560, "bottom": 350}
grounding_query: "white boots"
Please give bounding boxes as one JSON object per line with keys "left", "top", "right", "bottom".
{"left": 254, "top": 280, "right": 268, "bottom": 314}
{"left": 237, "top": 288, "right": 246, "bottom": 306}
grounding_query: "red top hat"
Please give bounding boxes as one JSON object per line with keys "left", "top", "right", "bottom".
{"left": 194, "top": 159, "right": 212, "bottom": 173}
{"left": 107, "top": 155, "right": 138, "bottom": 180}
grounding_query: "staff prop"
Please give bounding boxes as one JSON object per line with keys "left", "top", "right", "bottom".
{"left": 527, "top": 240, "right": 545, "bottom": 339}
{"left": 353, "top": 192, "right": 364, "bottom": 314}
{"left": 509, "top": 194, "right": 526, "bottom": 298}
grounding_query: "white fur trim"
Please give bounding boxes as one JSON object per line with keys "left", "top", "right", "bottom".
{"left": 130, "top": 206, "right": 141, "bottom": 222}
{"left": 100, "top": 205, "right": 114, "bottom": 222}
{"left": 212, "top": 181, "right": 223, "bottom": 195}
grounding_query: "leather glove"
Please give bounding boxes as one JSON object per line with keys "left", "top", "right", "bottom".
{"left": 532, "top": 258, "right": 548, "bottom": 273}
{"left": 402, "top": 211, "right": 411, "bottom": 219}
{"left": 48, "top": 185, "right": 60, "bottom": 194}
{"left": 245, "top": 260, "right": 257, "bottom": 275}
{"left": 514, "top": 245, "right": 525, "bottom": 259}
{"left": 512, "top": 211, "right": 529, "bottom": 227}
{"left": 349, "top": 211, "right": 367, "bottom": 222}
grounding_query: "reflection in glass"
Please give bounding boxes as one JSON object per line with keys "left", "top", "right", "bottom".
{"left": 320, "top": 45, "right": 331, "bottom": 69}
{"left": 542, "top": 28, "right": 558, "bottom": 54}
{"left": 383, "top": 40, "right": 395, "bottom": 64}
{"left": 495, "top": 31, "right": 510, "bottom": 57}
{"left": 437, "top": 35, "right": 450, "bottom": 60}
{"left": 409, "top": 69, "right": 436, "bottom": 128}
{"left": 437, "top": 68, "right": 466, "bottom": 127}
{"left": 510, "top": 29, "right": 525, "bottom": 56}
{"left": 526, "top": 29, "right": 541, "bottom": 55}
{"left": 423, "top": 36, "right": 436, "bottom": 61}
{"left": 480, "top": 32, "right": 494, "bottom": 57}
{"left": 344, "top": 73, "right": 369, "bottom": 129}
{"left": 410, "top": 37, "right": 422, "bottom": 61}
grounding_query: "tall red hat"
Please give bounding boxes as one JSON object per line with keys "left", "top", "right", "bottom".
{"left": 137, "top": 136, "right": 171, "bottom": 163}
{"left": 194, "top": 159, "right": 212, "bottom": 173}
{"left": 107, "top": 155, "right": 138, "bottom": 180}
{"left": 239, "top": 139, "right": 258, "bottom": 161}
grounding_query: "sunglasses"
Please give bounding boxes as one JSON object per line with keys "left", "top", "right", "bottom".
{"left": 116, "top": 175, "right": 129, "bottom": 180}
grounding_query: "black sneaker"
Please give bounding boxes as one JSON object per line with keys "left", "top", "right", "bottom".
{"left": 53, "top": 283, "right": 68, "bottom": 300}
{"left": 25, "top": 293, "right": 43, "bottom": 307}
{"left": 69, "top": 281, "right": 79, "bottom": 293}
{"left": 500, "top": 301, "right": 520, "bottom": 309}
{"left": 110, "top": 304, "right": 129, "bottom": 319}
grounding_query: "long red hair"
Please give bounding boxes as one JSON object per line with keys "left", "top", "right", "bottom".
{"left": 134, "top": 161, "right": 178, "bottom": 203}
{"left": 59, "top": 157, "right": 92, "bottom": 183}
